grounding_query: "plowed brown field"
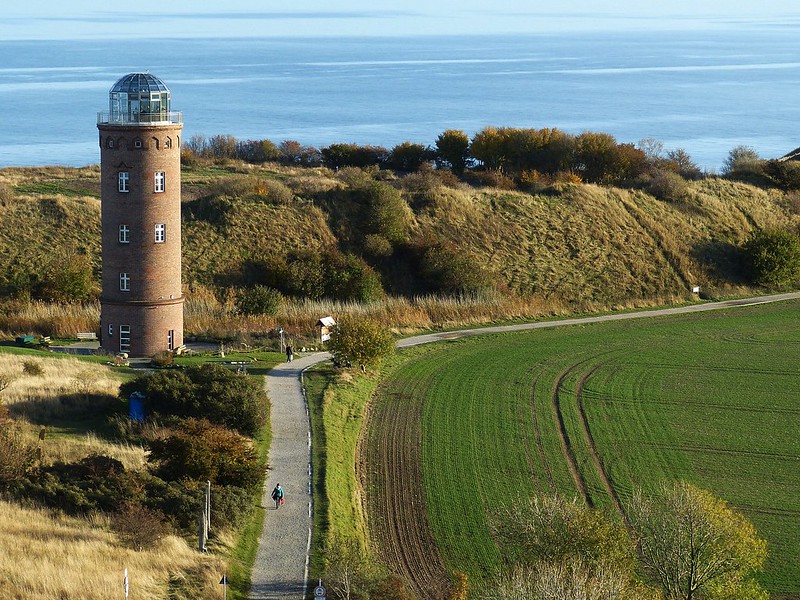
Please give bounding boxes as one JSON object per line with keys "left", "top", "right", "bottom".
{"left": 358, "top": 381, "right": 452, "bottom": 599}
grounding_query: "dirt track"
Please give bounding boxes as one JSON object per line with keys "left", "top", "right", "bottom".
{"left": 359, "top": 382, "right": 452, "bottom": 599}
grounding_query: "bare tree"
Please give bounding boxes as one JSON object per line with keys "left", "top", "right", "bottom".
{"left": 324, "top": 535, "right": 372, "bottom": 600}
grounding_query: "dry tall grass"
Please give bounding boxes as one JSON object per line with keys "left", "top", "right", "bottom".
{"left": 0, "top": 500, "right": 224, "bottom": 599}
{"left": 0, "top": 301, "right": 99, "bottom": 339}
{"left": 0, "top": 354, "right": 146, "bottom": 468}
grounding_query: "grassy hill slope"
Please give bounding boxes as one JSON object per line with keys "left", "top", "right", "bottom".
{"left": 1, "top": 161, "right": 797, "bottom": 321}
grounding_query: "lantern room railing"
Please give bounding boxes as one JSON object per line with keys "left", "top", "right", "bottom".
{"left": 97, "top": 111, "right": 182, "bottom": 125}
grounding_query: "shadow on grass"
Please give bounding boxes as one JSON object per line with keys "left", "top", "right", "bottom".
{"left": 9, "top": 392, "right": 123, "bottom": 436}
{"left": 692, "top": 239, "right": 748, "bottom": 286}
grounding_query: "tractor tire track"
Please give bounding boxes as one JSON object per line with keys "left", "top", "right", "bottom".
{"left": 528, "top": 369, "right": 557, "bottom": 494}
{"left": 552, "top": 364, "right": 593, "bottom": 506}
{"left": 574, "top": 364, "right": 629, "bottom": 525}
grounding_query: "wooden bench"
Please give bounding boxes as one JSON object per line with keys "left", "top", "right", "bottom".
{"left": 76, "top": 332, "right": 98, "bottom": 341}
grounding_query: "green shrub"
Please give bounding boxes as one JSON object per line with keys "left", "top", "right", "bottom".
{"left": 37, "top": 251, "right": 96, "bottom": 302}
{"left": 12, "top": 454, "right": 138, "bottom": 514}
{"left": 363, "top": 234, "right": 394, "bottom": 258}
{"left": 259, "top": 179, "right": 294, "bottom": 204}
{"left": 119, "top": 364, "right": 269, "bottom": 437}
{"left": 328, "top": 316, "right": 394, "bottom": 372}
{"left": 386, "top": 141, "right": 431, "bottom": 172}
{"left": 150, "top": 351, "right": 175, "bottom": 368}
{"left": 646, "top": 170, "right": 689, "bottom": 202}
{"left": 326, "top": 253, "right": 385, "bottom": 302}
{"left": 147, "top": 418, "right": 262, "bottom": 490}
{"left": 435, "top": 129, "right": 471, "bottom": 173}
{"left": 418, "top": 241, "right": 495, "bottom": 295}
{"left": 236, "top": 285, "right": 284, "bottom": 315}
{"left": 359, "top": 182, "right": 411, "bottom": 246}
{"left": 723, "top": 145, "right": 762, "bottom": 177}
{"left": 22, "top": 360, "right": 44, "bottom": 376}
{"left": 322, "top": 143, "right": 388, "bottom": 169}
{"left": 743, "top": 228, "right": 800, "bottom": 286}
{"left": 141, "top": 476, "right": 202, "bottom": 533}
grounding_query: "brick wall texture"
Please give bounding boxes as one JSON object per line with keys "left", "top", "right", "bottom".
{"left": 98, "top": 123, "right": 184, "bottom": 357}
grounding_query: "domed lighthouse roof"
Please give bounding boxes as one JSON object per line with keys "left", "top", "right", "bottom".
{"left": 100, "top": 72, "right": 181, "bottom": 126}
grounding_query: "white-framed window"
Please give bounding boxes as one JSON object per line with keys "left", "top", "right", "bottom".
{"left": 118, "top": 224, "right": 129, "bottom": 243}
{"left": 167, "top": 329, "right": 174, "bottom": 351}
{"left": 119, "top": 272, "right": 130, "bottom": 292}
{"left": 119, "top": 325, "right": 130, "bottom": 353}
{"left": 154, "top": 223, "right": 166, "bottom": 243}
{"left": 118, "top": 171, "right": 129, "bottom": 193}
{"left": 154, "top": 171, "right": 165, "bottom": 193}
{"left": 108, "top": 324, "right": 113, "bottom": 337}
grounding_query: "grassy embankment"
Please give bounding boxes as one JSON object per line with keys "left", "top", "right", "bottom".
{"left": 2, "top": 163, "right": 798, "bottom": 341}
{"left": 0, "top": 349, "right": 280, "bottom": 599}
{"left": 364, "top": 299, "right": 800, "bottom": 597}
{"left": 305, "top": 365, "right": 380, "bottom": 571}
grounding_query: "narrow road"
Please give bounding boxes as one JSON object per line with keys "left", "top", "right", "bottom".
{"left": 249, "top": 352, "right": 329, "bottom": 600}
{"left": 248, "top": 291, "right": 800, "bottom": 597}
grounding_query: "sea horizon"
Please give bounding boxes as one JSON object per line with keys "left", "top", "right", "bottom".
{"left": 1, "top": 28, "right": 799, "bottom": 171}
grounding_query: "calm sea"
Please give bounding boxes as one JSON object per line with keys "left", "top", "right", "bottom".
{"left": 1, "top": 28, "right": 799, "bottom": 170}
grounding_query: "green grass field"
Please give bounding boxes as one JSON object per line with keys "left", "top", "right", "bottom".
{"left": 375, "top": 300, "right": 800, "bottom": 596}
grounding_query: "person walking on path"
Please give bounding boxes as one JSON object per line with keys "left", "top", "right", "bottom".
{"left": 271, "top": 483, "right": 284, "bottom": 509}
{"left": 285, "top": 344, "right": 293, "bottom": 362}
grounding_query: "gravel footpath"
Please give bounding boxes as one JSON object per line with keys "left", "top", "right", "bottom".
{"left": 248, "top": 291, "right": 800, "bottom": 596}
{"left": 249, "top": 352, "right": 330, "bottom": 600}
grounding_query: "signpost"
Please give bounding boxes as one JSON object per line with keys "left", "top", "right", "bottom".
{"left": 123, "top": 568, "right": 129, "bottom": 599}
{"left": 220, "top": 575, "right": 229, "bottom": 600}
{"left": 314, "top": 578, "right": 326, "bottom": 599}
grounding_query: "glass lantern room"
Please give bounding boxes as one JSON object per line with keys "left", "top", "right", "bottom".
{"left": 108, "top": 73, "right": 173, "bottom": 124}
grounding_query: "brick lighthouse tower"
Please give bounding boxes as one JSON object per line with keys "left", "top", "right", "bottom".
{"left": 97, "top": 73, "right": 183, "bottom": 357}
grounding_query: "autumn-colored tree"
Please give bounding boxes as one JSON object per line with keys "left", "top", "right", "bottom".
{"left": 629, "top": 481, "right": 768, "bottom": 600}
{"left": 435, "top": 129, "right": 470, "bottom": 173}
{"left": 492, "top": 494, "right": 635, "bottom": 573}
{"left": 470, "top": 127, "right": 507, "bottom": 171}
{"left": 387, "top": 141, "right": 431, "bottom": 172}
{"left": 235, "top": 138, "right": 280, "bottom": 163}
{"left": 487, "top": 495, "right": 656, "bottom": 600}
{"left": 665, "top": 148, "right": 702, "bottom": 179}
{"left": 147, "top": 418, "right": 262, "bottom": 489}
{"left": 278, "top": 139, "right": 322, "bottom": 166}
{"left": 328, "top": 316, "right": 394, "bottom": 372}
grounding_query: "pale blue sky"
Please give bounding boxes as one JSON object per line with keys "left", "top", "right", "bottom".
{"left": 4, "top": 1, "right": 800, "bottom": 39}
